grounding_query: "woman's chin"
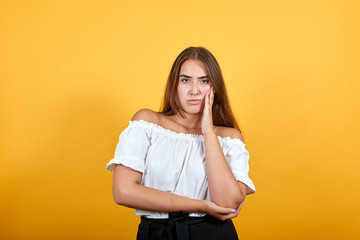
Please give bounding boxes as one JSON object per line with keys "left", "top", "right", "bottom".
{"left": 184, "top": 107, "right": 202, "bottom": 115}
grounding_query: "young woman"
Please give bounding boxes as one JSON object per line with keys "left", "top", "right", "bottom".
{"left": 106, "top": 47, "right": 255, "bottom": 240}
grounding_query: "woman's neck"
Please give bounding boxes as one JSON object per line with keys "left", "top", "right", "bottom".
{"left": 174, "top": 113, "right": 202, "bottom": 130}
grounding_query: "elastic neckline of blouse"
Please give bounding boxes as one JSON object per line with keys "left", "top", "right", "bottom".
{"left": 128, "top": 119, "right": 246, "bottom": 145}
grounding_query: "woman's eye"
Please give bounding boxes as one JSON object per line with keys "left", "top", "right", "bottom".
{"left": 201, "top": 80, "right": 210, "bottom": 84}
{"left": 181, "top": 79, "right": 189, "bottom": 83}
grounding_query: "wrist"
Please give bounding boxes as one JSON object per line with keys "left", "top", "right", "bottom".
{"left": 203, "top": 129, "right": 216, "bottom": 138}
{"left": 199, "top": 200, "right": 207, "bottom": 213}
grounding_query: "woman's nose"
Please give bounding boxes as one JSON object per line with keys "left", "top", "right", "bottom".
{"left": 190, "top": 82, "right": 200, "bottom": 95}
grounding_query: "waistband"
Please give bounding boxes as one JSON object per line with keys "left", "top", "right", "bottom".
{"left": 139, "top": 211, "right": 219, "bottom": 240}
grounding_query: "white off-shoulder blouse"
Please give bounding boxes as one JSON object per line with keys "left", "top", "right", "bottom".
{"left": 106, "top": 120, "right": 255, "bottom": 219}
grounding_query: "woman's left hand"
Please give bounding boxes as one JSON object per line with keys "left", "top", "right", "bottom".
{"left": 201, "top": 87, "right": 215, "bottom": 135}
{"left": 224, "top": 200, "right": 244, "bottom": 220}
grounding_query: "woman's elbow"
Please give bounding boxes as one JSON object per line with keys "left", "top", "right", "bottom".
{"left": 231, "top": 182, "right": 247, "bottom": 208}
{"left": 113, "top": 186, "right": 130, "bottom": 205}
{"left": 222, "top": 197, "right": 245, "bottom": 210}
{"left": 113, "top": 189, "right": 122, "bottom": 205}
{"left": 217, "top": 190, "right": 246, "bottom": 209}
{"left": 112, "top": 164, "right": 142, "bottom": 205}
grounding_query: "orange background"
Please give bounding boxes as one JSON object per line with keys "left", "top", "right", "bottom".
{"left": 1, "top": 0, "right": 359, "bottom": 239}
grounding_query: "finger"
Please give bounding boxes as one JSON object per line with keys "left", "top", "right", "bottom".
{"left": 200, "top": 98, "right": 205, "bottom": 112}
{"left": 210, "top": 87, "right": 214, "bottom": 105}
{"left": 201, "top": 90, "right": 210, "bottom": 112}
{"left": 223, "top": 206, "right": 241, "bottom": 216}
{"left": 229, "top": 202, "right": 245, "bottom": 219}
{"left": 202, "top": 93, "right": 208, "bottom": 114}
{"left": 209, "top": 88, "right": 211, "bottom": 103}
{"left": 220, "top": 212, "right": 239, "bottom": 220}
{"left": 204, "top": 89, "right": 210, "bottom": 106}
{"left": 216, "top": 204, "right": 243, "bottom": 220}
{"left": 215, "top": 205, "right": 237, "bottom": 214}
{"left": 234, "top": 205, "right": 241, "bottom": 216}
{"left": 238, "top": 201, "right": 244, "bottom": 210}
{"left": 208, "top": 88, "right": 211, "bottom": 105}
{"left": 228, "top": 201, "right": 243, "bottom": 217}
{"left": 205, "top": 90, "right": 210, "bottom": 105}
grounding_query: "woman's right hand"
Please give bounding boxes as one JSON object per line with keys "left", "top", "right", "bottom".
{"left": 202, "top": 200, "right": 244, "bottom": 221}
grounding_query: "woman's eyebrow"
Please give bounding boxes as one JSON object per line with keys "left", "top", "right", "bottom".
{"left": 199, "top": 75, "right": 209, "bottom": 79}
{"left": 179, "top": 74, "right": 192, "bottom": 78}
{"left": 179, "top": 74, "right": 208, "bottom": 79}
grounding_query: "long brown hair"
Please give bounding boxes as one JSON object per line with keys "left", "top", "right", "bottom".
{"left": 160, "top": 46, "right": 241, "bottom": 132}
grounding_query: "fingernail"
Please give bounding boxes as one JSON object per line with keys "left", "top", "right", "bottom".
{"left": 230, "top": 209, "right": 236, "bottom": 213}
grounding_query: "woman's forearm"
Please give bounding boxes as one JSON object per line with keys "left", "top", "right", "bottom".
{"left": 112, "top": 164, "right": 239, "bottom": 220}
{"left": 113, "top": 180, "right": 205, "bottom": 213}
{"left": 204, "top": 131, "right": 245, "bottom": 209}
{"left": 112, "top": 164, "right": 205, "bottom": 213}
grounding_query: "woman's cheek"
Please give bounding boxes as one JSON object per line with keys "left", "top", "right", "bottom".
{"left": 199, "top": 87, "right": 209, "bottom": 103}
{"left": 202, "top": 85, "right": 211, "bottom": 97}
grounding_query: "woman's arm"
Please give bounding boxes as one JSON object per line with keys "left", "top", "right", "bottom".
{"left": 201, "top": 88, "right": 247, "bottom": 209}
{"left": 112, "top": 164, "right": 240, "bottom": 220}
{"left": 203, "top": 132, "right": 247, "bottom": 209}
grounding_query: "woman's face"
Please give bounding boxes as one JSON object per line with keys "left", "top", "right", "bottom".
{"left": 177, "top": 59, "right": 211, "bottom": 115}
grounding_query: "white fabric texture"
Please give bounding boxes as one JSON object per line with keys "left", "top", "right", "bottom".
{"left": 106, "top": 120, "right": 255, "bottom": 218}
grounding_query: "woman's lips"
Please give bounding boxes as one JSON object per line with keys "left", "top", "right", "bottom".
{"left": 188, "top": 99, "right": 201, "bottom": 105}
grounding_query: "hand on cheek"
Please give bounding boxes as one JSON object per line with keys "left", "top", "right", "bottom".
{"left": 201, "top": 85, "right": 212, "bottom": 112}
{"left": 201, "top": 87, "right": 215, "bottom": 135}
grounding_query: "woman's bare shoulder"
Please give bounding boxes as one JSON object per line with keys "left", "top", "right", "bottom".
{"left": 131, "top": 108, "right": 162, "bottom": 124}
{"left": 215, "top": 126, "right": 244, "bottom": 142}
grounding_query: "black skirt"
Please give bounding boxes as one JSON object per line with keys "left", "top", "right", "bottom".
{"left": 137, "top": 211, "right": 239, "bottom": 240}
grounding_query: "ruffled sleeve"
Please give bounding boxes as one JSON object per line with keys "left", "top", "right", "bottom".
{"left": 106, "top": 121, "right": 152, "bottom": 173}
{"left": 224, "top": 139, "right": 256, "bottom": 195}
